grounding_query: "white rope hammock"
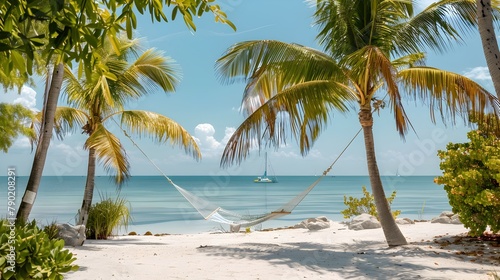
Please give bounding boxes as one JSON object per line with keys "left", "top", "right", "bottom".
{"left": 114, "top": 118, "right": 361, "bottom": 229}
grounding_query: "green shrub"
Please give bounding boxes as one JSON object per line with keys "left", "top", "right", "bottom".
{"left": 86, "top": 195, "right": 131, "bottom": 239}
{"left": 42, "top": 221, "right": 60, "bottom": 241}
{"left": 435, "top": 129, "right": 500, "bottom": 236}
{"left": 341, "top": 186, "right": 400, "bottom": 220}
{"left": 0, "top": 220, "right": 78, "bottom": 279}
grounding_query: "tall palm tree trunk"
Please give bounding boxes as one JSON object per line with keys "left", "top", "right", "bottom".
{"left": 477, "top": 0, "right": 500, "bottom": 99}
{"left": 16, "top": 63, "right": 64, "bottom": 223}
{"left": 358, "top": 107, "right": 408, "bottom": 246}
{"left": 78, "top": 147, "right": 96, "bottom": 227}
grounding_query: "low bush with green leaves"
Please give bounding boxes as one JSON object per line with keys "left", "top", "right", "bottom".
{"left": 0, "top": 220, "right": 78, "bottom": 279}
{"left": 341, "top": 186, "right": 400, "bottom": 220}
{"left": 435, "top": 129, "right": 500, "bottom": 236}
{"left": 86, "top": 195, "right": 132, "bottom": 239}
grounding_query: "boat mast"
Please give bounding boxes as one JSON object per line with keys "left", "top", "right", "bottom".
{"left": 263, "top": 152, "right": 268, "bottom": 177}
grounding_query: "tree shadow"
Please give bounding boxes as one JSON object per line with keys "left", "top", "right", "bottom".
{"left": 195, "top": 238, "right": 497, "bottom": 279}
{"left": 76, "top": 237, "right": 171, "bottom": 248}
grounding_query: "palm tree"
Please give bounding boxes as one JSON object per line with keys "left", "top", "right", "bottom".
{"left": 13, "top": 0, "right": 234, "bottom": 224}
{"left": 48, "top": 36, "right": 201, "bottom": 227}
{"left": 17, "top": 63, "right": 65, "bottom": 223}
{"left": 476, "top": 0, "right": 500, "bottom": 98}
{"left": 215, "top": 0, "right": 500, "bottom": 246}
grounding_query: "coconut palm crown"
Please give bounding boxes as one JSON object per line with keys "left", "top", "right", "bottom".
{"left": 215, "top": 0, "right": 500, "bottom": 246}
{"left": 45, "top": 36, "right": 201, "bottom": 226}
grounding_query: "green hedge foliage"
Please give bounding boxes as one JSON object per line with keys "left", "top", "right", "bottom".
{"left": 0, "top": 220, "right": 78, "bottom": 279}
{"left": 435, "top": 130, "right": 500, "bottom": 236}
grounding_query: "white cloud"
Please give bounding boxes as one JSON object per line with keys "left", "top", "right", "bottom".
{"left": 194, "top": 123, "right": 222, "bottom": 151}
{"left": 463, "top": 67, "right": 491, "bottom": 81}
{"left": 193, "top": 123, "right": 235, "bottom": 158}
{"left": 12, "top": 86, "right": 37, "bottom": 110}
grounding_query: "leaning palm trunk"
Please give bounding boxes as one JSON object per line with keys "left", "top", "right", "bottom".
{"left": 16, "top": 63, "right": 64, "bottom": 223}
{"left": 78, "top": 147, "right": 97, "bottom": 227}
{"left": 358, "top": 107, "right": 407, "bottom": 246}
{"left": 477, "top": 0, "right": 500, "bottom": 98}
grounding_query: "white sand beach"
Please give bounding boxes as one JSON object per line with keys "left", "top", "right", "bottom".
{"left": 65, "top": 221, "right": 499, "bottom": 280}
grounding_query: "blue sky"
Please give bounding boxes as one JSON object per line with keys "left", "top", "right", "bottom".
{"left": 0, "top": 0, "right": 495, "bottom": 177}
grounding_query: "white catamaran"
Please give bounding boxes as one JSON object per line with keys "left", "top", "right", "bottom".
{"left": 254, "top": 153, "right": 278, "bottom": 183}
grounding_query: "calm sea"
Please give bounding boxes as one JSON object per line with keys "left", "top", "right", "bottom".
{"left": 0, "top": 175, "right": 451, "bottom": 234}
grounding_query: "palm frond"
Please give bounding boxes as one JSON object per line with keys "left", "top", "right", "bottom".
{"left": 64, "top": 66, "right": 86, "bottom": 107}
{"left": 31, "top": 107, "right": 88, "bottom": 144}
{"left": 84, "top": 123, "right": 130, "bottom": 184}
{"left": 98, "top": 75, "right": 115, "bottom": 108}
{"left": 391, "top": 52, "right": 426, "bottom": 70}
{"left": 310, "top": 0, "right": 363, "bottom": 58}
{"left": 399, "top": 66, "right": 500, "bottom": 125}
{"left": 216, "top": 40, "right": 342, "bottom": 85}
{"left": 346, "top": 45, "right": 415, "bottom": 136}
{"left": 311, "top": 0, "right": 414, "bottom": 57}
{"left": 53, "top": 107, "right": 89, "bottom": 137}
{"left": 221, "top": 80, "right": 355, "bottom": 167}
{"left": 65, "top": 38, "right": 181, "bottom": 116}
{"left": 116, "top": 110, "right": 201, "bottom": 160}
{"left": 393, "top": 0, "right": 479, "bottom": 55}
{"left": 372, "top": 46, "right": 412, "bottom": 136}
{"left": 129, "top": 49, "right": 181, "bottom": 93}
{"left": 216, "top": 40, "right": 347, "bottom": 114}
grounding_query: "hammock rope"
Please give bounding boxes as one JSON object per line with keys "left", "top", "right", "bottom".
{"left": 113, "top": 117, "right": 362, "bottom": 228}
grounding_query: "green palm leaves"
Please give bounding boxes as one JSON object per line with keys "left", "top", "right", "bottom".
{"left": 216, "top": 1, "right": 500, "bottom": 168}
{"left": 54, "top": 36, "right": 200, "bottom": 183}
{"left": 216, "top": 40, "right": 356, "bottom": 166}
{"left": 399, "top": 67, "right": 500, "bottom": 122}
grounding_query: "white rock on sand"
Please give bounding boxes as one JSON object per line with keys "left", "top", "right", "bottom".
{"left": 64, "top": 221, "right": 499, "bottom": 280}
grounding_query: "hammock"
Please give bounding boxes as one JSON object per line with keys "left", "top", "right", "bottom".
{"left": 116, "top": 118, "right": 361, "bottom": 229}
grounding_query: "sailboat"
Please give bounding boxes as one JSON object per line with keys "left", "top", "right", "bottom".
{"left": 254, "top": 152, "right": 278, "bottom": 183}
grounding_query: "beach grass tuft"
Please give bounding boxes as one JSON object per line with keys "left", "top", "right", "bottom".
{"left": 86, "top": 194, "right": 132, "bottom": 239}
{"left": 42, "top": 220, "right": 60, "bottom": 240}
{"left": 418, "top": 201, "right": 426, "bottom": 220}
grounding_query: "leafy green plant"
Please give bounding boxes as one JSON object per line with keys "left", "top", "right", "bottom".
{"left": 435, "top": 127, "right": 500, "bottom": 236}
{"left": 42, "top": 220, "right": 60, "bottom": 241}
{"left": 0, "top": 220, "right": 78, "bottom": 279}
{"left": 86, "top": 195, "right": 132, "bottom": 239}
{"left": 341, "top": 186, "right": 400, "bottom": 220}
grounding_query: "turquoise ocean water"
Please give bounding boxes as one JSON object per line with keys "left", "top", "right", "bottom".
{"left": 0, "top": 175, "right": 451, "bottom": 234}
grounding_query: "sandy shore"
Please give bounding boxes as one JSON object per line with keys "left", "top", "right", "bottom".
{"left": 65, "top": 221, "right": 499, "bottom": 280}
